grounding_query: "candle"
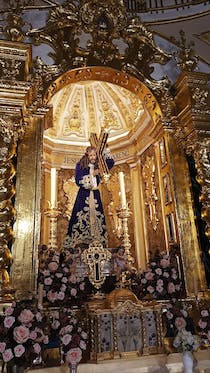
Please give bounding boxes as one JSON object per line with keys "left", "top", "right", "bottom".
{"left": 119, "top": 171, "right": 127, "bottom": 209}
{"left": 175, "top": 255, "right": 181, "bottom": 279}
{"left": 50, "top": 168, "right": 57, "bottom": 209}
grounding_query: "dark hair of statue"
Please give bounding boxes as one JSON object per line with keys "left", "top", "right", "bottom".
{"left": 79, "top": 146, "right": 99, "bottom": 169}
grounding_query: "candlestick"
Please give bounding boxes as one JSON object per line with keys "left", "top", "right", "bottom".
{"left": 50, "top": 168, "right": 57, "bottom": 209}
{"left": 119, "top": 171, "right": 127, "bottom": 209}
{"left": 175, "top": 254, "right": 181, "bottom": 279}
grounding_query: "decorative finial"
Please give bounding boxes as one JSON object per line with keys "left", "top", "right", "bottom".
{"left": 173, "top": 30, "right": 198, "bottom": 72}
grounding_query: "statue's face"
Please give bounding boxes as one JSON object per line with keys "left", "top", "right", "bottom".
{"left": 88, "top": 150, "right": 97, "bottom": 164}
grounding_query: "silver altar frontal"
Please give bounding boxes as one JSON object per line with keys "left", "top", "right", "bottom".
{"left": 86, "top": 288, "right": 164, "bottom": 362}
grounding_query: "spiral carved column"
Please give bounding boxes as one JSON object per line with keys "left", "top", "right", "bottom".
{"left": 193, "top": 139, "right": 210, "bottom": 239}
{"left": 0, "top": 116, "right": 26, "bottom": 299}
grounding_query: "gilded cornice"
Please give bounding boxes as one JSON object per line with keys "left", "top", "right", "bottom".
{"left": 0, "top": 40, "right": 31, "bottom": 81}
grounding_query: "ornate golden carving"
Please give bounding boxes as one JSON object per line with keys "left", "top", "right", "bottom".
{"left": 25, "top": 1, "right": 171, "bottom": 95}
{"left": 194, "top": 139, "right": 210, "bottom": 239}
{"left": 0, "top": 115, "right": 27, "bottom": 297}
{"left": 81, "top": 243, "right": 112, "bottom": 289}
{"left": 173, "top": 30, "right": 198, "bottom": 72}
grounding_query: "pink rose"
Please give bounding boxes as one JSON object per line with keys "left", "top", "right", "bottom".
{"left": 62, "top": 277, "right": 68, "bottom": 283}
{"left": 34, "top": 343, "right": 41, "bottom": 354}
{"left": 147, "top": 286, "right": 154, "bottom": 293}
{"left": 71, "top": 288, "right": 77, "bottom": 296}
{"left": 2, "top": 348, "right": 14, "bottom": 362}
{"left": 57, "top": 292, "right": 65, "bottom": 300}
{"left": 14, "top": 344, "right": 25, "bottom": 357}
{"left": 175, "top": 317, "right": 186, "bottom": 330}
{"left": 79, "top": 340, "right": 86, "bottom": 350}
{"left": 5, "top": 307, "right": 14, "bottom": 316}
{"left": 43, "top": 270, "right": 50, "bottom": 276}
{"left": 48, "top": 261, "right": 58, "bottom": 271}
{"left": 198, "top": 320, "right": 207, "bottom": 329}
{"left": 167, "top": 283, "right": 176, "bottom": 294}
{"left": 157, "top": 279, "right": 163, "bottom": 286}
{"left": 4, "top": 316, "right": 15, "bottom": 328}
{"left": 145, "top": 272, "right": 154, "bottom": 280}
{"left": 156, "top": 284, "right": 163, "bottom": 293}
{"left": 47, "top": 290, "right": 57, "bottom": 302}
{"left": 61, "top": 334, "right": 72, "bottom": 346}
{"left": 44, "top": 277, "right": 53, "bottom": 285}
{"left": 160, "top": 258, "right": 170, "bottom": 268}
{"left": 66, "top": 348, "right": 82, "bottom": 364}
{"left": 81, "top": 331, "right": 87, "bottom": 339}
{"left": 18, "top": 309, "right": 34, "bottom": 324}
{"left": 201, "top": 310, "right": 209, "bottom": 317}
{"left": 155, "top": 268, "right": 162, "bottom": 275}
{"left": 79, "top": 283, "right": 85, "bottom": 291}
{"left": 69, "top": 274, "right": 77, "bottom": 284}
{"left": 0, "top": 342, "right": 6, "bottom": 353}
{"left": 65, "top": 325, "right": 73, "bottom": 334}
{"left": 163, "top": 272, "right": 169, "bottom": 278}
{"left": 13, "top": 325, "right": 30, "bottom": 343}
{"left": 30, "top": 330, "right": 37, "bottom": 340}
{"left": 52, "top": 320, "right": 60, "bottom": 330}
{"left": 56, "top": 272, "right": 63, "bottom": 278}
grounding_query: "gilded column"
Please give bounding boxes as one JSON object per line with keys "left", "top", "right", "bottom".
{"left": 172, "top": 71, "right": 210, "bottom": 296}
{"left": 11, "top": 115, "right": 45, "bottom": 295}
{"left": 0, "top": 116, "right": 26, "bottom": 299}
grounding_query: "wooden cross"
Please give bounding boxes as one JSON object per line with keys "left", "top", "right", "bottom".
{"left": 90, "top": 131, "right": 110, "bottom": 181}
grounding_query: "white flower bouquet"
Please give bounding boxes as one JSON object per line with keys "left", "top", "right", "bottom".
{"left": 173, "top": 329, "right": 199, "bottom": 352}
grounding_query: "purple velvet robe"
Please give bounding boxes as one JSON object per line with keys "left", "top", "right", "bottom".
{"left": 65, "top": 157, "right": 114, "bottom": 248}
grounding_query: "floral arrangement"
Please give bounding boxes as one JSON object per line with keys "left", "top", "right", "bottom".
{"left": 173, "top": 329, "right": 199, "bottom": 352}
{"left": 38, "top": 248, "right": 91, "bottom": 306}
{"left": 50, "top": 308, "right": 88, "bottom": 366}
{"left": 0, "top": 301, "right": 48, "bottom": 368}
{"left": 163, "top": 299, "right": 195, "bottom": 338}
{"left": 197, "top": 303, "right": 210, "bottom": 346}
{"left": 131, "top": 251, "right": 182, "bottom": 300}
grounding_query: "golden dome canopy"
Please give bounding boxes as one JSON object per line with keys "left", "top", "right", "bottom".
{"left": 44, "top": 80, "right": 144, "bottom": 146}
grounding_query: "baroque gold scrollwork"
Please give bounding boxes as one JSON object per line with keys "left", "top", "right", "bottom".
{"left": 194, "top": 139, "right": 210, "bottom": 239}
{"left": 0, "top": 116, "right": 27, "bottom": 296}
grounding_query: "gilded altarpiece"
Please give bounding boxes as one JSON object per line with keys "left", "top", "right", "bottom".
{"left": 140, "top": 145, "right": 166, "bottom": 257}
{"left": 0, "top": 0, "right": 209, "bottom": 301}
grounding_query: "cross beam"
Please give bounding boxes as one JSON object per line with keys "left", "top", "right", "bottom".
{"left": 90, "top": 131, "right": 110, "bottom": 179}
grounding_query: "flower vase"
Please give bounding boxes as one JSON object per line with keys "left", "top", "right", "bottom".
{"left": 182, "top": 351, "right": 194, "bottom": 373}
{"left": 69, "top": 363, "right": 78, "bottom": 373}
